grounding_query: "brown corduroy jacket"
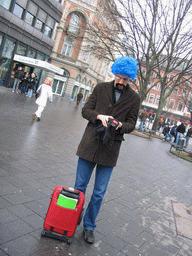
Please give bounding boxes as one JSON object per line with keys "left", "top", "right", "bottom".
{"left": 76, "top": 81, "right": 140, "bottom": 167}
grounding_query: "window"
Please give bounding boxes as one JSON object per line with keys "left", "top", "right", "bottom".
{"left": 27, "top": 49, "right": 36, "bottom": 58}
{"left": 169, "top": 100, "right": 175, "bottom": 109}
{"left": 25, "top": 12, "right": 34, "bottom": 25}
{"left": 28, "top": 1, "right": 38, "bottom": 16}
{"left": 16, "top": 44, "right": 27, "bottom": 55}
{"left": 35, "top": 19, "right": 43, "bottom": 31}
{"left": 37, "top": 52, "right": 45, "bottom": 61}
{"left": 62, "top": 37, "right": 73, "bottom": 56}
{"left": 100, "top": 61, "right": 107, "bottom": 75}
{"left": 13, "top": 4, "right": 24, "bottom": 18}
{"left": 76, "top": 74, "right": 81, "bottom": 82}
{"left": 0, "top": 0, "right": 11, "bottom": 10}
{"left": 83, "top": 45, "right": 90, "bottom": 61}
{"left": 148, "top": 94, "right": 154, "bottom": 104}
{"left": 153, "top": 84, "right": 158, "bottom": 90}
{"left": 44, "top": 26, "right": 52, "bottom": 37}
{"left": 155, "top": 96, "right": 160, "bottom": 105}
{"left": 177, "top": 102, "right": 183, "bottom": 111}
{"left": 82, "top": 77, "right": 87, "bottom": 85}
{"left": 68, "top": 13, "right": 80, "bottom": 34}
{"left": 44, "top": 16, "right": 54, "bottom": 37}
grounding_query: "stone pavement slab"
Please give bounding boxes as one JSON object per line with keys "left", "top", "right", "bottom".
{"left": 0, "top": 86, "right": 192, "bottom": 256}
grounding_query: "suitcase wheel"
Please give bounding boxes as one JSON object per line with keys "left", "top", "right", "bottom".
{"left": 67, "top": 239, "right": 72, "bottom": 245}
{"left": 41, "top": 230, "right": 47, "bottom": 237}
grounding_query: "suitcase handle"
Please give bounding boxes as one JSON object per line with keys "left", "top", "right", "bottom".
{"left": 62, "top": 187, "right": 80, "bottom": 195}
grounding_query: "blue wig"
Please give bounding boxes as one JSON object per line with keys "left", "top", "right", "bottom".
{"left": 111, "top": 57, "right": 138, "bottom": 80}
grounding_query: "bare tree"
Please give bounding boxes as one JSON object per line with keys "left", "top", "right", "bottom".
{"left": 84, "top": 0, "right": 192, "bottom": 130}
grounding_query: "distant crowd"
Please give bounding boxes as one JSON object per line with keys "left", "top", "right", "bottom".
{"left": 9, "top": 66, "right": 37, "bottom": 97}
{"left": 138, "top": 108, "right": 192, "bottom": 149}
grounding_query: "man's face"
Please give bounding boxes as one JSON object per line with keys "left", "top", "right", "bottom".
{"left": 114, "top": 74, "right": 129, "bottom": 91}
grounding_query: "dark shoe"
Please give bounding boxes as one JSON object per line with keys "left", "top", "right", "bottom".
{"left": 32, "top": 113, "right": 36, "bottom": 120}
{"left": 83, "top": 229, "right": 95, "bottom": 244}
{"left": 36, "top": 117, "right": 41, "bottom": 122}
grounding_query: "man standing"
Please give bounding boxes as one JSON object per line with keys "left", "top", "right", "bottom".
{"left": 12, "top": 66, "right": 24, "bottom": 93}
{"left": 74, "top": 57, "right": 140, "bottom": 244}
{"left": 175, "top": 122, "right": 185, "bottom": 144}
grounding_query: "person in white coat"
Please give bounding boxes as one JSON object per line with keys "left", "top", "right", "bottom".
{"left": 32, "top": 77, "right": 53, "bottom": 121}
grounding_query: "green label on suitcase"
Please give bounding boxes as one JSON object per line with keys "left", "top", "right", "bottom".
{"left": 57, "top": 194, "right": 78, "bottom": 209}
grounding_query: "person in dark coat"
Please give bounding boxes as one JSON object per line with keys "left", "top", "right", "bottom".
{"left": 175, "top": 122, "right": 185, "bottom": 144}
{"left": 27, "top": 73, "right": 36, "bottom": 97}
{"left": 76, "top": 91, "right": 83, "bottom": 105}
{"left": 12, "top": 66, "right": 24, "bottom": 93}
{"left": 74, "top": 57, "right": 140, "bottom": 244}
{"left": 19, "top": 72, "right": 30, "bottom": 95}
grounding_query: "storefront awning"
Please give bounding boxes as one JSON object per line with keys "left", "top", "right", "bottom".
{"left": 13, "top": 54, "right": 64, "bottom": 75}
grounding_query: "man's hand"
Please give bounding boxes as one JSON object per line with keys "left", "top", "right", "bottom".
{"left": 97, "top": 114, "right": 114, "bottom": 127}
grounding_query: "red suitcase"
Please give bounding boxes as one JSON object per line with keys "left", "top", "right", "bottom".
{"left": 41, "top": 185, "right": 85, "bottom": 244}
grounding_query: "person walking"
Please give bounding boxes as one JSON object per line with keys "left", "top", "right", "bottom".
{"left": 12, "top": 66, "right": 24, "bottom": 93}
{"left": 76, "top": 91, "right": 83, "bottom": 105}
{"left": 32, "top": 77, "right": 53, "bottom": 122}
{"left": 73, "top": 57, "right": 140, "bottom": 244}
{"left": 27, "top": 73, "right": 36, "bottom": 97}
{"left": 139, "top": 108, "right": 148, "bottom": 132}
{"left": 185, "top": 125, "right": 192, "bottom": 148}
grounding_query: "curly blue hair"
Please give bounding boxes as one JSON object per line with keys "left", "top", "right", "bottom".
{"left": 111, "top": 57, "right": 138, "bottom": 80}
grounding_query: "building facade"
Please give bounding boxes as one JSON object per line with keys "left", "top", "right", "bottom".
{"left": 133, "top": 68, "right": 192, "bottom": 125}
{"left": 50, "top": 0, "right": 117, "bottom": 102}
{"left": 0, "top": 0, "right": 63, "bottom": 87}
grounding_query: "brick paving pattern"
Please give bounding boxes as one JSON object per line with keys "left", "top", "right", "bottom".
{"left": 0, "top": 87, "right": 192, "bottom": 256}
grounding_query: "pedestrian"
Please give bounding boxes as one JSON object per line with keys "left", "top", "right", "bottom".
{"left": 12, "top": 66, "right": 24, "bottom": 93}
{"left": 32, "top": 77, "right": 53, "bottom": 122}
{"left": 170, "top": 125, "right": 177, "bottom": 142}
{"left": 20, "top": 71, "right": 30, "bottom": 95}
{"left": 175, "top": 122, "right": 185, "bottom": 144}
{"left": 76, "top": 91, "right": 83, "bottom": 105}
{"left": 185, "top": 125, "right": 192, "bottom": 148}
{"left": 139, "top": 108, "right": 148, "bottom": 132}
{"left": 163, "top": 123, "right": 172, "bottom": 142}
{"left": 157, "top": 116, "right": 164, "bottom": 131}
{"left": 73, "top": 56, "right": 140, "bottom": 244}
{"left": 27, "top": 73, "right": 36, "bottom": 97}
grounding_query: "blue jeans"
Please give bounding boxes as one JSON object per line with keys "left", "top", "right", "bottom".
{"left": 140, "top": 121, "right": 145, "bottom": 132}
{"left": 164, "top": 133, "right": 172, "bottom": 142}
{"left": 176, "top": 132, "right": 183, "bottom": 144}
{"left": 185, "top": 136, "right": 190, "bottom": 148}
{"left": 74, "top": 157, "right": 113, "bottom": 231}
{"left": 27, "top": 89, "right": 33, "bottom": 97}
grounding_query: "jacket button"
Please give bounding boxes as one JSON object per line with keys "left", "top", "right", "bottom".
{"left": 109, "top": 104, "right": 112, "bottom": 107}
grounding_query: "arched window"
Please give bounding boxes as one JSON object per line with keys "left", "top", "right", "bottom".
{"left": 82, "top": 77, "right": 87, "bottom": 85}
{"left": 87, "top": 80, "right": 92, "bottom": 87}
{"left": 76, "top": 74, "right": 81, "bottom": 82}
{"left": 68, "top": 13, "right": 80, "bottom": 33}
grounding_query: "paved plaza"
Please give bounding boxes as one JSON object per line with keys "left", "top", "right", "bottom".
{"left": 0, "top": 86, "right": 192, "bottom": 256}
